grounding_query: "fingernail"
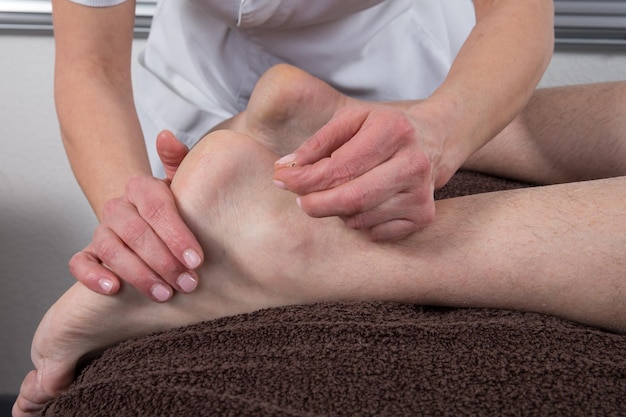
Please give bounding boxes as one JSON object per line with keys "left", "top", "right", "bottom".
{"left": 176, "top": 272, "right": 198, "bottom": 293}
{"left": 151, "top": 284, "right": 172, "bottom": 302}
{"left": 273, "top": 180, "right": 286, "bottom": 190}
{"left": 296, "top": 196, "right": 302, "bottom": 209}
{"left": 275, "top": 153, "right": 296, "bottom": 167}
{"left": 99, "top": 278, "right": 114, "bottom": 294}
{"left": 183, "top": 249, "right": 201, "bottom": 269}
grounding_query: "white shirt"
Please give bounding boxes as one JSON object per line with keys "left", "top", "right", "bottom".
{"left": 70, "top": 0, "right": 475, "bottom": 175}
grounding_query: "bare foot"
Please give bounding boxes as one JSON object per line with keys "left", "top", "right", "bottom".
{"left": 13, "top": 132, "right": 393, "bottom": 417}
{"left": 210, "top": 63, "right": 355, "bottom": 154}
{"left": 13, "top": 64, "right": 416, "bottom": 417}
{"left": 213, "top": 63, "right": 415, "bottom": 155}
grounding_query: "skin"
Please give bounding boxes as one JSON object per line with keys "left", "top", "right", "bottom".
{"left": 71, "top": 63, "right": 626, "bottom": 307}
{"left": 53, "top": 0, "right": 554, "bottom": 300}
{"left": 52, "top": 0, "right": 204, "bottom": 301}
{"left": 16, "top": 63, "right": 626, "bottom": 414}
{"left": 12, "top": 129, "right": 626, "bottom": 417}
{"left": 276, "top": 0, "right": 555, "bottom": 239}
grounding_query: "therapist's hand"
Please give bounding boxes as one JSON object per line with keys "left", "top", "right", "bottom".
{"left": 273, "top": 105, "right": 452, "bottom": 242}
{"left": 69, "top": 131, "right": 203, "bottom": 302}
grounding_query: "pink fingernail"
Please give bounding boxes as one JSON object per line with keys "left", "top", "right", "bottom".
{"left": 275, "top": 153, "right": 296, "bottom": 166}
{"left": 151, "top": 284, "right": 172, "bottom": 302}
{"left": 296, "top": 196, "right": 302, "bottom": 209}
{"left": 273, "top": 180, "right": 286, "bottom": 190}
{"left": 176, "top": 272, "right": 198, "bottom": 293}
{"left": 183, "top": 249, "right": 201, "bottom": 269}
{"left": 99, "top": 278, "right": 114, "bottom": 294}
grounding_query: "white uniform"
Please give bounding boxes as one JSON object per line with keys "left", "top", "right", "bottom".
{"left": 70, "top": 0, "right": 475, "bottom": 176}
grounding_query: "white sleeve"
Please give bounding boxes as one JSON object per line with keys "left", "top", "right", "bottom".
{"left": 68, "top": 0, "right": 128, "bottom": 7}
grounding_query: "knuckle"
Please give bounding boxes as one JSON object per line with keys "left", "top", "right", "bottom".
{"left": 305, "top": 131, "right": 326, "bottom": 154}
{"left": 154, "top": 255, "right": 182, "bottom": 276}
{"left": 345, "top": 212, "right": 369, "bottom": 230}
{"left": 126, "top": 176, "right": 173, "bottom": 223}
{"left": 138, "top": 198, "right": 169, "bottom": 226}
{"left": 121, "top": 217, "right": 150, "bottom": 247}
{"left": 93, "top": 238, "right": 120, "bottom": 264}
{"left": 375, "top": 109, "right": 414, "bottom": 141}
{"left": 339, "top": 184, "right": 369, "bottom": 215}
{"left": 329, "top": 163, "right": 360, "bottom": 184}
{"left": 401, "top": 154, "right": 431, "bottom": 183}
{"left": 396, "top": 116, "right": 416, "bottom": 139}
{"left": 67, "top": 253, "right": 83, "bottom": 277}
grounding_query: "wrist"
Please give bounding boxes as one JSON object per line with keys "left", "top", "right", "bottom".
{"left": 406, "top": 93, "right": 471, "bottom": 188}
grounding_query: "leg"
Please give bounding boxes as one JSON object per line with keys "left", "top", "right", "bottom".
{"left": 15, "top": 129, "right": 626, "bottom": 416}
{"left": 464, "top": 82, "right": 626, "bottom": 184}
{"left": 221, "top": 66, "right": 626, "bottom": 187}
{"left": 12, "top": 132, "right": 369, "bottom": 417}
{"left": 14, "top": 66, "right": 626, "bottom": 415}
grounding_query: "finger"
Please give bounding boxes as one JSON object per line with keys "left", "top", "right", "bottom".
{"left": 275, "top": 107, "right": 367, "bottom": 168}
{"left": 90, "top": 226, "right": 174, "bottom": 302}
{"left": 156, "top": 130, "right": 189, "bottom": 182}
{"left": 369, "top": 219, "right": 423, "bottom": 242}
{"left": 341, "top": 191, "right": 435, "bottom": 232}
{"left": 297, "top": 153, "right": 430, "bottom": 218}
{"left": 275, "top": 109, "right": 411, "bottom": 195}
{"left": 125, "top": 175, "right": 204, "bottom": 269}
{"left": 103, "top": 197, "right": 199, "bottom": 294}
{"left": 68, "top": 249, "right": 121, "bottom": 295}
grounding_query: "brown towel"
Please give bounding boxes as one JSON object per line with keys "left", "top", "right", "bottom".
{"left": 435, "top": 170, "right": 532, "bottom": 199}
{"left": 39, "top": 172, "right": 626, "bottom": 416}
{"left": 41, "top": 303, "right": 625, "bottom": 417}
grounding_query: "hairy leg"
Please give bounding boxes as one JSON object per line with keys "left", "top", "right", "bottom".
{"left": 14, "top": 131, "right": 626, "bottom": 417}
{"left": 464, "top": 82, "right": 626, "bottom": 183}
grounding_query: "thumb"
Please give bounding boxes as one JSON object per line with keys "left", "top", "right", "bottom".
{"left": 156, "top": 130, "right": 189, "bottom": 182}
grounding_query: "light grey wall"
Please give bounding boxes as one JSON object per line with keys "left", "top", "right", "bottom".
{"left": 540, "top": 48, "right": 626, "bottom": 86}
{"left": 0, "top": 35, "right": 625, "bottom": 396}
{"left": 0, "top": 34, "right": 147, "bottom": 396}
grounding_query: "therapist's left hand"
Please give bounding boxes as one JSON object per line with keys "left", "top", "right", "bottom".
{"left": 273, "top": 105, "right": 452, "bottom": 242}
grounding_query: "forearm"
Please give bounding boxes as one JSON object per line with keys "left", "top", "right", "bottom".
{"left": 57, "top": 71, "right": 150, "bottom": 219}
{"left": 409, "top": 0, "right": 554, "bottom": 182}
{"left": 384, "top": 177, "right": 626, "bottom": 333}
{"left": 53, "top": 0, "right": 147, "bottom": 220}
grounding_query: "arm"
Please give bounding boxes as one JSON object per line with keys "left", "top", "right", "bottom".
{"left": 53, "top": 0, "right": 146, "bottom": 215}
{"left": 274, "top": 0, "right": 554, "bottom": 240}
{"left": 421, "top": 0, "right": 555, "bottom": 178}
{"left": 53, "top": 0, "right": 202, "bottom": 300}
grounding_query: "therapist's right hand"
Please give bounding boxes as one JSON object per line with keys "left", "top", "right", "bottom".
{"left": 68, "top": 131, "right": 204, "bottom": 302}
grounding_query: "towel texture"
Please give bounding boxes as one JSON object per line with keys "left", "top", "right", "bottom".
{"left": 41, "top": 304, "right": 625, "bottom": 417}
{"left": 39, "top": 172, "right": 626, "bottom": 417}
